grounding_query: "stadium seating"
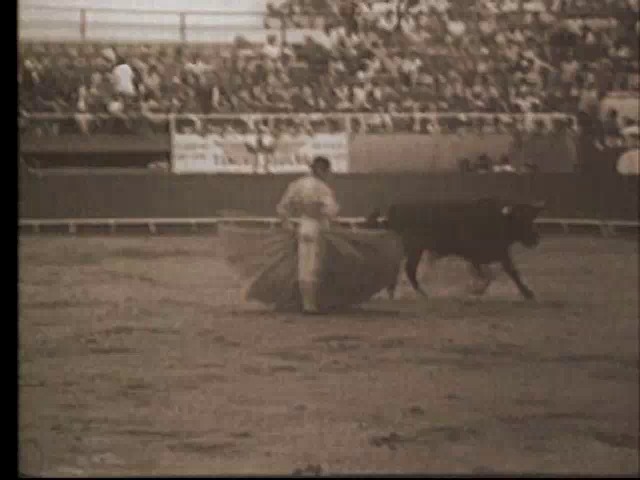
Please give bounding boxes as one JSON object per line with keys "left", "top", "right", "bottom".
{"left": 18, "top": 0, "right": 639, "bottom": 136}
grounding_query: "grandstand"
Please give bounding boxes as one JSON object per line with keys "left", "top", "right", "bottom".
{"left": 18, "top": 0, "right": 639, "bottom": 222}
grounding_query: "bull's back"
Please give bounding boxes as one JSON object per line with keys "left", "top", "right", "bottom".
{"left": 387, "top": 198, "right": 509, "bottom": 257}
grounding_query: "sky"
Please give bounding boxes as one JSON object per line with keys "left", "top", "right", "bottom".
{"left": 19, "top": 0, "right": 270, "bottom": 13}
{"left": 19, "top": 0, "right": 273, "bottom": 40}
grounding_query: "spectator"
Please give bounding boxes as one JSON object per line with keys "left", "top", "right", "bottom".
{"left": 352, "top": 81, "right": 372, "bottom": 111}
{"left": 17, "top": 0, "right": 640, "bottom": 127}
{"left": 142, "top": 65, "right": 163, "bottom": 99}
{"left": 111, "top": 56, "right": 137, "bottom": 100}
{"left": 262, "top": 34, "right": 282, "bottom": 61}
{"left": 602, "top": 109, "right": 625, "bottom": 148}
{"left": 473, "top": 153, "right": 492, "bottom": 173}
{"left": 493, "top": 154, "right": 517, "bottom": 172}
{"left": 376, "top": 10, "right": 398, "bottom": 43}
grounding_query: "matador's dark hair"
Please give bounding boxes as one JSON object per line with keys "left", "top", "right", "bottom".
{"left": 311, "top": 156, "right": 331, "bottom": 171}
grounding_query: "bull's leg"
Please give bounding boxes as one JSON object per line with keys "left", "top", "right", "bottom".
{"left": 405, "top": 248, "right": 427, "bottom": 297}
{"left": 500, "top": 254, "right": 535, "bottom": 300}
{"left": 386, "top": 277, "right": 398, "bottom": 299}
{"left": 468, "top": 262, "right": 493, "bottom": 295}
{"left": 386, "top": 253, "right": 404, "bottom": 299}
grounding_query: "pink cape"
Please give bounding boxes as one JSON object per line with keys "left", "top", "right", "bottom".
{"left": 218, "top": 224, "right": 404, "bottom": 311}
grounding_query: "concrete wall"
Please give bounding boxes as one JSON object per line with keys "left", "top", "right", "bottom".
{"left": 19, "top": 169, "right": 638, "bottom": 221}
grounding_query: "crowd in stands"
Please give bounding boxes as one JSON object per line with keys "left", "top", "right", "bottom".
{"left": 18, "top": 0, "right": 639, "bottom": 138}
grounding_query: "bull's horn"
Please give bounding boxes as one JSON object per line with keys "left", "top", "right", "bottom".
{"left": 502, "top": 205, "right": 513, "bottom": 215}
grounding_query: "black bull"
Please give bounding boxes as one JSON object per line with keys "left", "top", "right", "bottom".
{"left": 364, "top": 198, "right": 545, "bottom": 300}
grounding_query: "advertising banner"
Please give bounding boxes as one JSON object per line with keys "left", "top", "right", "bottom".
{"left": 171, "top": 134, "right": 255, "bottom": 174}
{"left": 171, "top": 132, "right": 350, "bottom": 174}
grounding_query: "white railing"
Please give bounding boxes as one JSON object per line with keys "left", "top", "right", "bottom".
{"left": 17, "top": 216, "right": 640, "bottom": 237}
{"left": 20, "top": 112, "right": 577, "bottom": 133}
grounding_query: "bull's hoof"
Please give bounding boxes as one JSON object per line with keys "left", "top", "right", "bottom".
{"left": 522, "top": 290, "right": 536, "bottom": 301}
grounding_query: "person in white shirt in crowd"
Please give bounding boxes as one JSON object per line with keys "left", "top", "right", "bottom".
{"left": 74, "top": 85, "right": 93, "bottom": 134}
{"left": 354, "top": 0, "right": 374, "bottom": 31}
{"left": 399, "top": 12, "right": 417, "bottom": 37}
{"left": 399, "top": 52, "right": 423, "bottom": 87}
{"left": 262, "top": 34, "right": 281, "bottom": 61}
{"left": 511, "top": 83, "right": 542, "bottom": 113}
{"left": 352, "top": 81, "right": 372, "bottom": 111}
{"left": 522, "top": 0, "right": 547, "bottom": 12}
{"left": 276, "top": 156, "right": 339, "bottom": 314}
{"left": 325, "top": 24, "right": 347, "bottom": 50}
{"left": 445, "top": 14, "right": 466, "bottom": 39}
{"left": 376, "top": 10, "right": 398, "bottom": 42}
{"left": 481, "top": 0, "right": 501, "bottom": 14}
{"left": 363, "top": 55, "right": 382, "bottom": 80}
{"left": 111, "top": 56, "right": 135, "bottom": 96}
{"left": 429, "top": 0, "right": 451, "bottom": 14}
{"left": 331, "top": 84, "right": 351, "bottom": 111}
{"left": 501, "top": 0, "right": 521, "bottom": 13}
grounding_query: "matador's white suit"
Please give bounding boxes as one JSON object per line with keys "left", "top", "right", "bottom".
{"left": 276, "top": 173, "right": 340, "bottom": 312}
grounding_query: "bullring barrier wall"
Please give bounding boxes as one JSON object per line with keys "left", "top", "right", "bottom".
{"left": 349, "top": 133, "right": 576, "bottom": 173}
{"left": 19, "top": 169, "right": 638, "bottom": 221}
{"left": 20, "top": 131, "right": 634, "bottom": 221}
{"left": 20, "top": 131, "right": 577, "bottom": 172}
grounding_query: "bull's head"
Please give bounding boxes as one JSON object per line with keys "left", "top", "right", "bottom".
{"left": 502, "top": 201, "right": 545, "bottom": 247}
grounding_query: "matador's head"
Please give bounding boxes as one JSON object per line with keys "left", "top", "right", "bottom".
{"left": 310, "top": 156, "right": 332, "bottom": 181}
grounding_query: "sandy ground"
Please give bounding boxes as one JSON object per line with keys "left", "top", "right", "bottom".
{"left": 18, "top": 233, "right": 639, "bottom": 476}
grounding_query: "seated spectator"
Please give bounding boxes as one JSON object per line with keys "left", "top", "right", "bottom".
{"left": 17, "top": 0, "right": 640, "bottom": 127}
{"left": 142, "top": 65, "right": 163, "bottom": 99}
{"left": 493, "top": 154, "right": 517, "bottom": 172}
{"left": 376, "top": 10, "right": 398, "bottom": 43}
{"left": 111, "top": 56, "right": 137, "bottom": 100}
{"left": 332, "top": 83, "right": 352, "bottom": 110}
{"left": 602, "top": 109, "right": 625, "bottom": 148}
{"left": 352, "top": 81, "right": 373, "bottom": 111}
{"left": 501, "top": 0, "right": 521, "bottom": 13}
{"left": 262, "top": 34, "right": 282, "bottom": 61}
{"left": 445, "top": 14, "right": 467, "bottom": 40}
{"left": 473, "top": 153, "right": 492, "bottom": 173}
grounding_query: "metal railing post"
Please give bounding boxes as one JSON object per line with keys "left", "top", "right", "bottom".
{"left": 80, "top": 8, "right": 87, "bottom": 41}
{"left": 179, "top": 12, "right": 186, "bottom": 42}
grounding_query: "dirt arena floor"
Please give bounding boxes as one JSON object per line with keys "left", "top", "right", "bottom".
{"left": 18, "top": 233, "right": 639, "bottom": 476}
